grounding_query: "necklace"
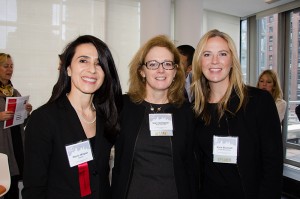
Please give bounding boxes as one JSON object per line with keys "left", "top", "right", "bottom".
{"left": 149, "top": 103, "right": 162, "bottom": 113}
{"left": 79, "top": 113, "right": 96, "bottom": 124}
{"left": 65, "top": 93, "right": 96, "bottom": 124}
{"left": 80, "top": 103, "right": 96, "bottom": 124}
{"left": 0, "top": 84, "right": 14, "bottom": 96}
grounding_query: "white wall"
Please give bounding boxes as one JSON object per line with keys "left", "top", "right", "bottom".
{"left": 202, "top": 10, "right": 241, "bottom": 53}
{"left": 0, "top": 0, "right": 241, "bottom": 110}
{"left": 105, "top": 0, "right": 140, "bottom": 94}
{"left": 1, "top": 0, "right": 107, "bottom": 110}
{"left": 174, "top": 0, "right": 203, "bottom": 48}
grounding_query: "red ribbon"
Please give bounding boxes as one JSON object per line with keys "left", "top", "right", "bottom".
{"left": 78, "top": 162, "right": 91, "bottom": 197}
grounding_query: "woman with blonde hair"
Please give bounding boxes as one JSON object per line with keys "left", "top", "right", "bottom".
{"left": 191, "top": 29, "right": 283, "bottom": 198}
{"left": 112, "top": 35, "right": 198, "bottom": 199}
{"left": 0, "top": 53, "right": 32, "bottom": 199}
{"left": 257, "top": 69, "right": 286, "bottom": 122}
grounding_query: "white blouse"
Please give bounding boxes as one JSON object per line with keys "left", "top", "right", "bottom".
{"left": 275, "top": 98, "right": 287, "bottom": 122}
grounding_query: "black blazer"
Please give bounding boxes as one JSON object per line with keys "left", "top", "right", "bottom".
{"left": 196, "top": 86, "right": 283, "bottom": 199}
{"left": 111, "top": 95, "right": 198, "bottom": 199}
{"left": 22, "top": 96, "right": 113, "bottom": 199}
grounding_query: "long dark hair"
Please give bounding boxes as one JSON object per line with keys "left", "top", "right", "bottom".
{"left": 48, "top": 35, "right": 122, "bottom": 139}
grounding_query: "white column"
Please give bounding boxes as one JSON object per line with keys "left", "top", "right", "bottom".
{"left": 140, "top": 0, "right": 172, "bottom": 45}
{"left": 174, "top": 0, "right": 203, "bottom": 48}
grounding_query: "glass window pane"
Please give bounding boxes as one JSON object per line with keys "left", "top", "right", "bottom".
{"left": 257, "top": 14, "right": 278, "bottom": 75}
{"left": 286, "top": 9, "right": 300, "bottom": 164}
{"left": 240, "top": 20, "right": 248, "bottom": 83}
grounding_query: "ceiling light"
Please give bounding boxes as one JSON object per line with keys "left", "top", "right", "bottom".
{"left": 264, "top": 0, "right": 280, "bottom": 4}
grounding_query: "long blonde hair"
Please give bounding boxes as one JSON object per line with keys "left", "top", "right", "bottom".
{"left": 127, "top": 35, "right": 185, "bottom": 106}
{"left": 191, "top": 29, "right": 246, "bottom": 124}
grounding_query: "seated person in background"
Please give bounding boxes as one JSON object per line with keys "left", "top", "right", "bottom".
{"left": 257, "top": 69, "right": 287, "bottom": 123}
{"left": 296, "top": 104, "right": 300, "bottom": 121}
{"left": 177, "top": 45, "right": 195, "bottom": 102}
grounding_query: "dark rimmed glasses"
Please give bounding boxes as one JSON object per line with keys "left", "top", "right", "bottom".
{"left": 143, "top": 60, "right": 177, "bottom": 70}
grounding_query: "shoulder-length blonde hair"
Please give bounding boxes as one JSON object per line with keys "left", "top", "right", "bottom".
{"left": 0, "top": 53, "right": 11, "bottom": 66}
{"left": 256, "top": 69, "right": 283, "bottom": 101}
{"left": 191, "top": 29, "right": 246, "bottom": 124}
{"left": 127, "top": 35, "right": 185, "bottom": 106}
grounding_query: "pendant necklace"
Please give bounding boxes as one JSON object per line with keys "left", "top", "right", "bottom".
{"left": 149, "top": 103, "right": 162, "bottom": 113}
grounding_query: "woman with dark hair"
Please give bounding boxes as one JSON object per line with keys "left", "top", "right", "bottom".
{"left": 112, "top": 35, "right": 198, "bottom": 199}
{"left": 22, "top": 35, "right": 122, "bottom": 199}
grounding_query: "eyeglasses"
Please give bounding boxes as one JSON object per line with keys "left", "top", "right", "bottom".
{"left": 144, "top": 60, "right": 177, "bottom": 70}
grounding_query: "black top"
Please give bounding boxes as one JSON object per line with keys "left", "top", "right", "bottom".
{"left": 112, "top": 95, "right": 198, "bottom": 199}
{"left": 22, "top": 96, "right": 113, "bottom": 199}
{"left": 196, "top": 87, "right": 283, "bottom": 199}
{"left": 127, "top": 102, "right": 178, "bottom": 199}
{"left": 199, "top": 103, "right": 243, "bottom": 199}
{"left": 296, "top": 104, "right": 300, "bottom": 121}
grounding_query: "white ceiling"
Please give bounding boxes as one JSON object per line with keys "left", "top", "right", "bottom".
{"left": 203, "top": 0, "right": 295, "bottom": 17}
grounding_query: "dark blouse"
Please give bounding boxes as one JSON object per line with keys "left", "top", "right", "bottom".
{"left": 198, "top": 103, "right": 244, "bottom": 199}
{"left": 126, "top": 101, "right": 178, "bottom": 199}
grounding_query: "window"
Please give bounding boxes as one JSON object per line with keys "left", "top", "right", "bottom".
{"left": 269, "top": 35, "right": 273, "bottom": 42}
{"left": 0, "top": 0, "right": 140, "bottom": 108}
{"left": 240, "top": 20, "right": 248, "bottom": 83}
{"left": 258, "top": 14, "right": 278, "bottom": 75}
{"left": 269, "top": 45, "right": 273, "bottom": 51}
{"left": 245, "top": 4, "right": 300, "bottom": 197}
{"left": 285, "top": 9, "right": 300, "bottom": 169}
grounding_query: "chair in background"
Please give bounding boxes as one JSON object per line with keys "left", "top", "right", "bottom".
{"left": 0, "top": 153, "right": 11, "bottom": 197}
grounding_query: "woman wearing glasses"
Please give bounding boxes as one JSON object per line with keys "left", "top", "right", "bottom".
{"left": 111, "top": 35, "right": 198, "bottom": 199}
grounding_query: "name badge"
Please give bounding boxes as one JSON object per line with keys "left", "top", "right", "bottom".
{"left": 213, "top": 135, "right": 238, "bottom": 164}
{"left": 65, "top": 140, "right": 94, "bottom": 167}
{"left": 149, "top": 113, "right": 173, "bottom": 136}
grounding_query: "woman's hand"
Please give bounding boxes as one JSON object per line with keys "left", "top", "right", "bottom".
{"left": 0, "top": 111, "right": 14, "bottom": 121}
{"left": 25, "top": 103, "right": 33, "bottom": 114}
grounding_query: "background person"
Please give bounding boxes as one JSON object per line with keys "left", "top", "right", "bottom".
{"left": 177, "top": 45, "right": 195, "bottom": 102}
{"left": 112, "top": 35, "right": 198, "bottom": 199}
{"left": 57, "top": 53, "right": 64, "bottom": 70}
{"left": 22, "top": 35, "right": 122, "bottom": 199}
{"left": 296, "top": 104, "right": 300, "bottom": 121}
{"left": 257, "top": 69, "right": 287, "bottom": 123}
{"left": 191, "top": 29, "right": 283, "bottom": 199}
{"left": 0, "top": 53, "right": 32, "bottom": 199}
